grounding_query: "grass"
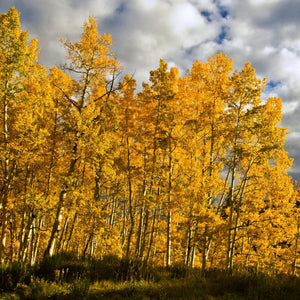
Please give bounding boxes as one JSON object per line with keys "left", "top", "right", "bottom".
{"left": 1, "top": 254, "right": 300, "bottom": 299}
{"left": 7, "top": 275, "right": 300, "bottom": 299}
{"left": 2, "top": 271, "right": 300, "bottom": 299}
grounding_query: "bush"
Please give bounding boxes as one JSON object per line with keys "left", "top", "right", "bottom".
{"left": 87, "top": 255, "right": 120, "bottom": 282}
{"left": 167, "top": 262, "right": 189, "bottom": 279}
{"left": 27, "top": 278, "right": 69, "bottom": 300}
{"left": 69, "top": 279, "right": 91, "bottom": 299}
{"left": 34, "top": 252, "right": 87, "bottom": 282}
{"left": 87, "top": 255, "right": 156, "bottom": 282}
{"left": 117, "top": 258, "right": 142, "bottom": 281}
{"left": 0, "top": 262, "right": 31, "bottom": 292}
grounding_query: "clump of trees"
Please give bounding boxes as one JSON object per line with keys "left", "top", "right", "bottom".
{"left": 0, "top": 6, "right": 299, "bottom": 275}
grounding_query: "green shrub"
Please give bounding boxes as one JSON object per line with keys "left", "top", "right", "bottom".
{"left": 69, "top": 279, "right": 91, "bottom": 299}
{"left": 167, "top": 262, "right": 189, "bottom": 279}
{"left": 87, "top": 255, "right": 120, "bottom": 282}
{"left": 34, "top": 252, "right": 87, "bottom": 282}
{"left": 116, "top": 258, "right": 142, "bottom": 281}
{"left": 87, "top": 256, "right": 155, "bottom": 282}
{"left": 0, "top": 262, "right": 31, "bottom": 292}
{"left": 28, "top": 278, "right": 69, "bottom": 300}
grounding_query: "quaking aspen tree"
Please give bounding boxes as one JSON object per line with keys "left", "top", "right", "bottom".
{"left": 114, "top": 75, "right": 139, "bottom": 258}
{"left": 137, "top": 60, "right": 179, "bottom": 266}
{"left": 0, "top": 7, "right": 52, "bottom": 262}
{"left": 223, "top": 65, "right": 294, "bottom": 271}
{"left": 15, "top": 52, "right": 54, "bottom": 265}
{"left": 180, "top": 54, "right": 232, "bottom": 269}
{"left": 44, "top": 17, "right": 122, "bottom": 257}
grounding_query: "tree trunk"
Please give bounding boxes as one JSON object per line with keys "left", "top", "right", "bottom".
{"left": 166, "top": 211, "right": 172, "bottom": 267}
{"left": 65, "top": 212, "right": 77, "bottom": 252}
{"left": 139, "top": 208, "right": 149, "bottom": 259}
{"left": 135, "top": 206, "right": 144, "bottom": 258}
{"left": 125, "top": 136, "right": 134, "bottom": 258}
{"left": 227, "top": 167, "right": 249, "bottom": 270}
{"left": 56, "top": 216, "right": 69, "bottom": 254}
{"left": 145, "top": 208, "right": 156, "bottom": 263}
{"left": 202, "top": 224, "right": 211, "bottom": 270}
{"left": 44, "top": 141, "right": 78, "bottom": 257}
{"left": 226, "top": 171, "right": 235, "bottom": 271}
{"left": 185, "top": 225, "right": 193, "bottom": 266}
{"left": 0, "top": 163, "right": 16, "bottom": 262}
{"left": 292, "top": 217, "right": 300, "bottom": 275}
{"left": 166, "top": 134, "right": 173, "bottom": 267}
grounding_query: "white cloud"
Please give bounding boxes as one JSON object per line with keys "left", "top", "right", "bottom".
{"left": 136, "top": 0, "right": 162, "bottom": 12}
{"left": 248, "top": 0, "right": 281, "bottom": 7}
{"left": 282, "top": 101, "right": 298, "bottom": 115}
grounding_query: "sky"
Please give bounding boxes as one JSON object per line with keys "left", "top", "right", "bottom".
{"left": 1, "top": 0, "right": 300, "bottom": 180}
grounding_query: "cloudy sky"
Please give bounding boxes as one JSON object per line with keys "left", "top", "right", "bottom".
{"left": 1, "top": 0, "right": 300, "bottom": 180}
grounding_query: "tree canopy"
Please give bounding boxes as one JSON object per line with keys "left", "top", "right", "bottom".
{"left": 0, "top": 6, "right": 298, "bottom": 275}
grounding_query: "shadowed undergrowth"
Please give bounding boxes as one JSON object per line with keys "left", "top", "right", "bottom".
{"left": 1, "top": 253, "right": 300, "bottom": 299}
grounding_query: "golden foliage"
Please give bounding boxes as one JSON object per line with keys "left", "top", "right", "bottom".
{"left": 0, "top": 7, "right": 298, "bottom": 275}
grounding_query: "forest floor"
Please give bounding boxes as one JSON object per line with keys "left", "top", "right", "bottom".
{"left": 1, "top": 255, "right": 300, "bottom": 299}
{"left": 2, "top": 270, "right": 300, "bottom": 299}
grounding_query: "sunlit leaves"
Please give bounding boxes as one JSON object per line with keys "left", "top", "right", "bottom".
{"left": 0, "top": 6, "right": 297, "bottom": 274}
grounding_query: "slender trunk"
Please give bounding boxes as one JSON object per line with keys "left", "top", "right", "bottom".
{"left": 229, "top": 185, "right": 244, "bottom": 268}
{"left": 31, "top": 216, "right": 43, "bottom": 265}
{"left": 26, "top": 219, "right": 36, "bottom": 264}
{"left": 217, "top": 169, "right": 231, "bottom": 215}
{"left": 18, "top": 162, "right": 32, "bottom": 262}
{"left": 0, "top": 89, "right": 11, "bottom": 261}
{"left": 56, "top": 216, "right": 69, "bottom": 254}
{"left": 82, "top": 233, "right": 93, "bottom": 258}
{"left": 65, "top": 212, "right": 77, "bottom": 252}
{"left": 45, "top": 102, "right": 59, "bottom": 198}
{"left": 139, "top": 209, "right": 149, "bottom": 259}
{"left": 145, "top": 208, "right": 156, "bottom": 263}
{"left": 135, "top": 204, "right": 149, "bottom": 259}
{"left": 137, "top": 146, "right": 150, "bottom": 260}
{"left": 44, "top": 141, "right": 78, "bottom": 257}
{"left": 0, "top": 163, "right": 16, "bottom": 262}
{"left": 28, "top": 219, "right": 35, "bottom": 265}
{"left": 125, "top": 136, "right": 134, "bottom": 258}
{"left": 153, "top": 203, "right": 162, "bottom": 260}
{"left": 90, "top": 236, "right": 95, "bottom": 257}
{"left": 166, "top": 133, "right": 173, "bottom": 267}
{"left": 292, "top": 217, "right": 300, "bottom": 275}
{"left": 8, "top": 217, "right": 14, "bottom": 262}
{"left": 44, "top": 190, "right": 66, "bottom": 257}
{"left": 185, "top": 224, "right": 193, "bottom": 266}
{"left": 226, "top": 102, "right": 243, "bottom": 271}
{"left": 108, "top": 197, "right": 116, "bottom": 226}
{"left": 227, "top": 164, "right": 250, "bottom": 270}
{"left": 191, "top": 245, "right": 196, "bottom": 268}
{"left": 202, "top": 224, "right": 211, "bottom": 270}
{"left": 166, "top": 212, "right": 171, "bottom": 267}
{"left": 121, "top": 198, "right": 127, "bottom": 250}
{"left": 226, "top": 166, "right": 236, "bottom": 270}
{"left": 19, "top": 213, "right": 34, "bottom": 262}
{"left": 135, "top": 206, "right": 144, "bottom": 258}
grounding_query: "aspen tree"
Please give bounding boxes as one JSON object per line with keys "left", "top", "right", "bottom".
{"left": 137, "top": 60, "right": 179, "bottom": 266}
{"left": 177, "top": 54, "right": 232, "bottom": 268}
{"left": 223, "top": 64, "right": 293, "bottom": 270}
{"left": 114, "top": 74, "right": 139, "bottom": 258}
{"left": 0, "top": 7, "right": 52, "bottom": 262}
{"left": 44, "top": 17, "right": 121, "bottom": 257}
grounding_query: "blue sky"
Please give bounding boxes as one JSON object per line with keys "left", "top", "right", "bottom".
{"left": 1, "top": 0, "right": 300, "bottom": 180}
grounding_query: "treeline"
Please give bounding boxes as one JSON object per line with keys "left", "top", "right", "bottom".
{"left": 0, "top": 7, "right": 299, "bottom": 274}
